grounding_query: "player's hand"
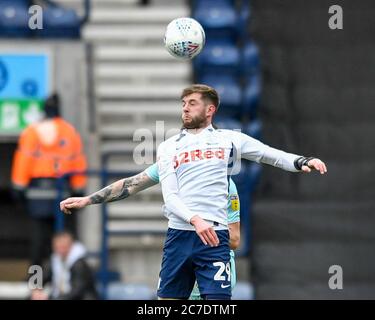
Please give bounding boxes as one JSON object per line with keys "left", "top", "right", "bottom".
{"left": 31, "top": 289, "right": 48, "bottom": 300}
{"left": 190, "top": 215, "right": 220, "bottom": 247}
{"left": 60, "top": 196, "right": 90, "bottom": 214}
{"left": 302, "top": 158, "right": 327, "bottom": 174}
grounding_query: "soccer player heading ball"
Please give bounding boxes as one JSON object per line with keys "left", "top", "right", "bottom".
{"left": 61, "top": 84, "right": 327, "bottom": 300}
{"left": 156, "top": 84, "right": 326, "bottom": 299}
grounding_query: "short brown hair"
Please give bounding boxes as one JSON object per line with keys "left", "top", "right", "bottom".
{"left": 53, "top": 230, "right": 74, "bottom": 241}
{"left": 181, "top": 84, "right": 220, "bottom": 112}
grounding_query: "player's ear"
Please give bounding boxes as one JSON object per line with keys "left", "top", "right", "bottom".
{"left": 207, "top": 104, "right": 216, "bottom": 116}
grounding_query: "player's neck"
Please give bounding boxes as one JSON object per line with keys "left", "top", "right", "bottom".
{"left": 186, "top": 122, "right": 212, "bottom": 135}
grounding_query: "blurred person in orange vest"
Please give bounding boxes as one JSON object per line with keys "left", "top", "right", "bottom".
{"left": 11, "top": 93, "right": 87, "bottom": 267}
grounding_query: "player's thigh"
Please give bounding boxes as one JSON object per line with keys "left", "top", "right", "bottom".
{"left": 157, "top": 229, "right": 196, "bottom": 299}
{"left": 194, "top": 230, "right": 231, "bottom": 298}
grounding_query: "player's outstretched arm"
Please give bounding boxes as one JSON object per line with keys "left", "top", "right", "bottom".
{"left": 60, "top": 171, "right": 156, "bottom": 214}
{"left": 234, "top": 131, "right": 328, "bottom": 174}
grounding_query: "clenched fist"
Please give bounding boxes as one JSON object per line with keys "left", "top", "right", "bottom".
{"left": 60, "top": 197, "right": 90, "bottom": 214}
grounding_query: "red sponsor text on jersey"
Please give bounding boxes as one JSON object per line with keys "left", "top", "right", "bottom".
{"left": 174, "top": 148, "right": 225, "bottom": 169}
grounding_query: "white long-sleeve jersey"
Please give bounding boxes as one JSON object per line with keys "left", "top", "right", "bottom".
{"left": 157, "top": 124, "right": 302, "bottom": 231}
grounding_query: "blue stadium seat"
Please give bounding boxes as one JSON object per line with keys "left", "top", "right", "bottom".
{"left": 194, "top": 4, "right": 237, "bottom": 29}
{"left": 230, "top": 161, "right": 245, "bottom": 183}
{"left": 37, "top": 6, "right": 81, "bottom": 38}
{"left": 214, "top": 117, "right": 242, "bottom": 131}
{"left": 232, "top": 162, "right": 262, "bottom": 198}
{"left": 238, "top": 0, "right": 251, "bottom": 40}
{"left": 242, "top": 41, "right": 261, "bottom": 76}
{"left": 0, "top": 1, "right": 31, "bottom": 38}
{"left": 194, "top": 42, "right": 240, "bottom": 78}
{"left": 232, "top": 281, "right": 255, "bottom": 300}
{"left": 200, "top": 74, "right": 242, "bottom": 117}
{"left": 1, "top": 0, "right": 31, "bottom": 5}
{"left": 247, "top": 162, "right": 262, "bottom": 193}
{"left": 193, "top": 0, "right": 238, "bottom": 42}
{"left": 243, "top": 73, "right": 261, "bottom": 117}
{"left": 244, "top": 119, "right": 262, "bottom": 141}
{"left": 107, "top": 282, "right": 156, "bottom": 300}
{"left": 192, "top": 0, "right": 235, "bottom": 8}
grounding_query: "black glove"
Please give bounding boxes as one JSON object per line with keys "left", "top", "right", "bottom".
{"left": 294, "top": 156, "right": 315, "bottom": 171}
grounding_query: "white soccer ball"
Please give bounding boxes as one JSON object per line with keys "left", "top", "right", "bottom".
{"left": 164, "top": 17, "right": 205, "bottom": 60}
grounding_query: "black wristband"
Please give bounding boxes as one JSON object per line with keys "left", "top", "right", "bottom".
{"left": 294, "top": 156, "right": 315, "bottom": 170}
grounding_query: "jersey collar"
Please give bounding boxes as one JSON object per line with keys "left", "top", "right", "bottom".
{"left": 181, "top": 124, "right": 215, "bottom": 135}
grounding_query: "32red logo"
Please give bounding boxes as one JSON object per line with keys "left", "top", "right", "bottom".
{"left": 174, "top": 148, "right": 225, "bottom": 169}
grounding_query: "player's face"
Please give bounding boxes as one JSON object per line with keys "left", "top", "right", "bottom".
{"left": 181, "top": 93, "right": 213, "bottom": 129}
{"left": 52, "top": 235, "right": 73, "bottom": 259}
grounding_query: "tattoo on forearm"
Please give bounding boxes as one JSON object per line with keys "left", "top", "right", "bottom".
{"left": 88, "top": 172, "right": 148, "bottom": 204}
{"left": 89, "top": 186, "right": 114, "bottom": 204}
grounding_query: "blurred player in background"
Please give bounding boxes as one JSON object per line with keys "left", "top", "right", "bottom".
{"left": 60, "top": 163, "right": 240, "bottom": 300}
{"left": 11, "top": 93, "right": 87, "bottom": 267}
